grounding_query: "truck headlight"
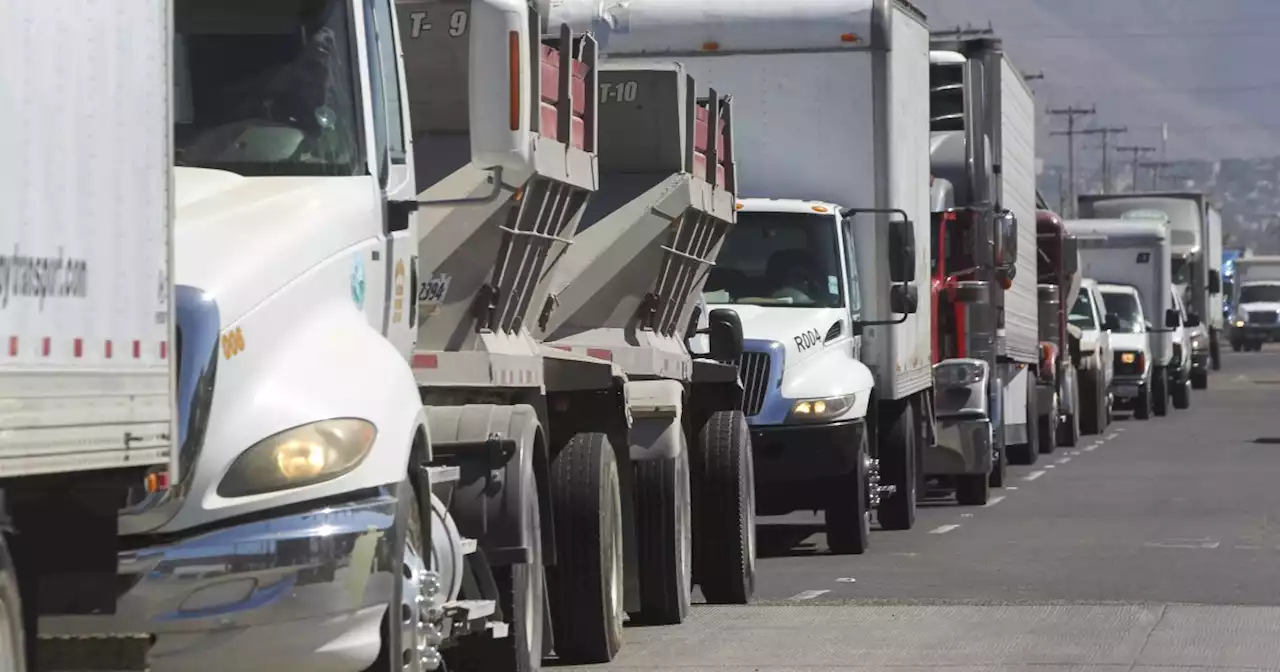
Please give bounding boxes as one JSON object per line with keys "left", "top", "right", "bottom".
{"left": 788, "top": 394, "right": 856, "bottom": 422}
{"left": 1235, "top": 319, "right": 1245, "bottom": 328}
{"left": 217, "top": 418, "right": 377, "bottom": 497}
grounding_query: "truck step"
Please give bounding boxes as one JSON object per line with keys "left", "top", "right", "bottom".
{"left": 36, "top": 633, "right": 150, "bottom": 671}
{"left": 426, "top": 465, "right": 460, "bottom": 485}
{"left": 460, "top": 537, "right": 478, "bottom": 555}
{"left": 445, "top": 599, "right": 505, "bottom": 638}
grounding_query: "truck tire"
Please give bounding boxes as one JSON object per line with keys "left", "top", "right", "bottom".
{"left": 825, "top": 429, "right": 871, "bottom": 554}
{"left": 1172, "top": 375, "right": 1192, "bottom": 410}
{"left": 1078, "top": 372, "right": 1101, "bottom": 435}
{"left": 1152, "top": 368, "right": 1169, "bottom": 417}
{"left": 1134, "top": 382, "right": 1153, "bottom": 420}
{"left": 0, "top": 536, "right": 24, "bottom": 672}
{"left": 1191, "top": 369, "right": 1209, "bottom": 390}
{"left": 546, "top": 433, "right": 624, "bottom": 664}
{"left": 692, "top": 410, "right": 756, "bottom": 605}
{"left": 988, "top": 430, "right": 1007, "bottom": 489}
{"left": 1038, "top": 391, "right": 1058, "bottom": 454}
{"left": 444, "top": 474, "right": 545, "bottom": 672}
{"left": 955, "top": 473, "right": 989, "bottom": 506}
{"left": 1210, "top": 331, "right": 1222, "bottom": 370}
{"left": 876, "top": 401, "right": 917, "bottom": 531}
{"left": 629, "top": 448, "right": 692, "bottom": 625}
{"left": 1231, "top": 339, "right": 1243, "bottom": 352}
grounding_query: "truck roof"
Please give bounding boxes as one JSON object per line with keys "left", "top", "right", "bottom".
{"left": 549, "top": 0, "right": 925, "bottom": 54}
{"left": 738, "top": 197, "right": 843, "bottom": 216}
{"left": 1065, "top": 218, "right": 1168, "bottom": 242}
{"left": 1098, "top": 282, "right": 1142, "bottom": 297}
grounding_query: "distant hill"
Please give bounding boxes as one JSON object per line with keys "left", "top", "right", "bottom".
{"left": 1037, "top": 158, "right": 1280, "bottom": 253}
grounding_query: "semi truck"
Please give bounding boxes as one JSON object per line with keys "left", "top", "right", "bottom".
{"left": 4, "top": 1, "right": 177, "bottom": 669}
{"left": 1077, "top": 193, "right": 1224, "bottom": 387}
{"left": 534, "top": 61, "right": 756, "bottom": 623}
{"left": 553, "top": 0, "right": 931, "bottom": 550}
{"left": 1229, "top": 255, "right": 1280, "bottom": 351}
{"left": 43, "top": 0, "right": 654, "bottom": 670}
{"left": 1036, "top": 210, "right": 1083, "bottom": 449}
{"left": 1067, "top": 219, "right": 1184, "bottom": 419}
{"left": 927, "top": 35, "right": 1041, "bottom": 489}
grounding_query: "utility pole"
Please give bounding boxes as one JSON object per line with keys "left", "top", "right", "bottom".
{"left": 1078, "top": 126, "right": 1128, "bottom": 194}
{"left": 1140, "top": 160, "right": 1175, "bottom": 190}
{"left": 1116, "top": 145, "right": 1156, "bottom": 192}
{"left": 1048, "top": 105, "right": 1097, "bottom": 216}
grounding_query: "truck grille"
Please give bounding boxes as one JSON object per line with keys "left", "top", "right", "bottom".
{"left": 736, "top": 351, "right": 771, "bottom": 417}
{"left": 1248, "top": 311, "right": 1278, "bottom": 325}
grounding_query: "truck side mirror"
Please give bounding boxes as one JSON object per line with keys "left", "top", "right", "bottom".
{"left": 1062, "top": 236, "right": 1080, "bottom": 278}
{"left": 1208, "top": 269, "right": 1222, "bottom": 294}
{"left": 951, "top": 280, "right": 990, "bottom": 304}
{"left": 889, "top": 218, "right": 916, "bottom": 283}
{"left": 1165, "top": 308, "right": 1181, "bottom": 329}
{"left": 1185, "top": 312, "right": 1202, "bottom": 328}
{"left": 706, "top": 308, "right": 744, "bottom": 362}
{"left": 890, "top": 283, "right": 919, "bottom": 314}
{"left": 1104, "top": 313, "right": 1121, "bottom": 331}
{"left": 993, "top": 210, "right": 1018, "bottom": 268}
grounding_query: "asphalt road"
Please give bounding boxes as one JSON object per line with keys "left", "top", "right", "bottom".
{"left": 566, "top": 348, "right": 1280, "bottom": 671}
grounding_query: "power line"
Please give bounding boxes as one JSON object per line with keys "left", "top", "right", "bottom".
{"left": 1116, "top": 146, "right": 1157, "bottom": 192}
{"left": 1078, "top": 126, "right": 1128, "bottom": 193}
{"left": 1139, "top": 160, "right": 1176, "bottom": 190}
{"left": 1048, "top": 105, "right": 1097, "bottom": 216}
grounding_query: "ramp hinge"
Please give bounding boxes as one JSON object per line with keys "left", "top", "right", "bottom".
{"left": 473, "top": 283, "right": 500, "bottom": 332}
{"left": 538, "top": 294, "right": 559, "bottom": 332}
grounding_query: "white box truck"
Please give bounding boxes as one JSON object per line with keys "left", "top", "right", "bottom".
{"left": 1066, "top": 219, "right": 1182, "bottom": 419}
{"left": 552, "top": 0, "right": 933, "bottom": 551}
{"left": 2, "top": 0, "right": 176, "bottom": 668}
{"left": 1077, "top": 192, "right": 1226, "bottom": 387}
{"left": 1229, "top": 255, "right": 1280, "bottom": 351}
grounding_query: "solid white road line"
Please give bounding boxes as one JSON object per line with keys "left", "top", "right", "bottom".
{"left": 984, "top": 495, "right": 1006, "bottom": 507}
{"left": 789, "top": 589, "right": 830, "bottom": 600}
{"left": 1025, "top": 470, "right": 1047, "bottom": 481}
{"left": 929, "top": 524, "right": 961, "bottom": 534}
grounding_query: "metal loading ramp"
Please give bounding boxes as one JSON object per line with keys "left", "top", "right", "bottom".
{"left": 537, "top": 62, "right": 737, "bottom": 380}
{"left": 396, "top": 2, "right": 604, "bottom": 386}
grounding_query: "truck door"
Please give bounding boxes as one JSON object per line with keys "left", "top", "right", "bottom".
{"left": 364, "top": 0, "right": 419, "bottom": 357}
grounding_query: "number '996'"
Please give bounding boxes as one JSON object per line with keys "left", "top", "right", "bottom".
{"left": 408, "top": 10, "right": 468, "bottom": 38}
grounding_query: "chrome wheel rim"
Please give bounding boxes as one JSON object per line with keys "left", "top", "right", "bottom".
{"left": 678, "top": 452, "right": 693, "bottom": 601}
{"left": 400, "top": 494, "right": 433, "bottom": 672}
{"left": 605, "top": 463, "right": 625, "bottom": 639}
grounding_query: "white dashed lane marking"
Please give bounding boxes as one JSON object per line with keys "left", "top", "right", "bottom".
{"left": 1055, "top": 456, "right": 1072, "bottom": 464}
{"left": 1025, "top": 470, "right": 1047, "bottom": 481}
{"left": 984, "top": 495, "right": 1006, "bottom": 507}
{"left": 789, "top": 589, "right": 830, "bottom": 600}
{"left": 929, "top": 524, "right": 961, "bottom": 534}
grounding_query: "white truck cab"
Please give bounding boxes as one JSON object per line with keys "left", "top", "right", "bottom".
{"left": 1097, "top": 284, "right": 1156, "bottom": 420}
{"left": 1229, "top": 256, "right": 1280, "bottom": 351}
{"left": 1169, "top": 284, "right": 1196, "bottom": 409}
{"left": 1069, "top": 278, "right": 1115, "bottom": 433}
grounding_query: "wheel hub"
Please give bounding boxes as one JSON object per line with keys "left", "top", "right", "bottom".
{"left": 865, "top": 455, "right": 884, "bottom": 509}
{"left": 403, "top": 503, "right": 446, "bottom": 672}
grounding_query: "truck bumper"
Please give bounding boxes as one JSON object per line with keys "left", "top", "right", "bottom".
{"left": 1235, "top": 326, "right": 1280, "bottom": 342}
{"left": 923, "top": 415, "right": 992, "bottom": 476}
{"left": 41, "top": 489, "right": 400, "bottom": 672}
{"left": 751, "top": 419, "right": 864, "bottom": 484}
{"left": 1110, "top": 374, "right": 1147, "bottom": 401}
{"left": 1191, "top": 348, "right": 1210, "bottom": 372}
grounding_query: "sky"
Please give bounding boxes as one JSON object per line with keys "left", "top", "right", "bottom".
{"left": 911, "top": 0, "right": 1280, "bottom": 164}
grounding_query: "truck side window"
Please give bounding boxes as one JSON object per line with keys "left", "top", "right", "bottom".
{"left": 841, "top": 219, "right": 862, "bottom": 316}
{"left": 371, "top": 0, "right": 407, "bottom": 163}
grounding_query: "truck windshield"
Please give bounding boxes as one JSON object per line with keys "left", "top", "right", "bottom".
{"left": 1171, "top": 256, "right": 1190, "bottom": 285}
{"left": 1069, "top": 290, "right": 1098, "bottom": 330}
{"left": 173, "top": 0, "right": 364, "bottom": 177}
{"left": 1239, "top": 284, "right": 1280, "bottom": 303}
{"left": 703, "top": 212, "right": 845, "bottom": 308}
{"left": 1100, "top": 290, "right": 1146, "bottom": 333}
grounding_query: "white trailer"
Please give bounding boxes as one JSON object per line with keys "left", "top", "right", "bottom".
{"left": 535, "top": 62, "right": 755, "bottom": 622}
{"left": 1076, "top": 192, "right": 1227, "bottom": 385}
{"left": 43, "top": 1, "right": 626, "bottom": 670}
{"left": 927, "top": 36, "right": 1041, "bottom": 479}
{"left": 3, "top": 0, "right": 176, "bottom": 668}
{"left": 552, "top": 0, "right": 932, "bottom": 550}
